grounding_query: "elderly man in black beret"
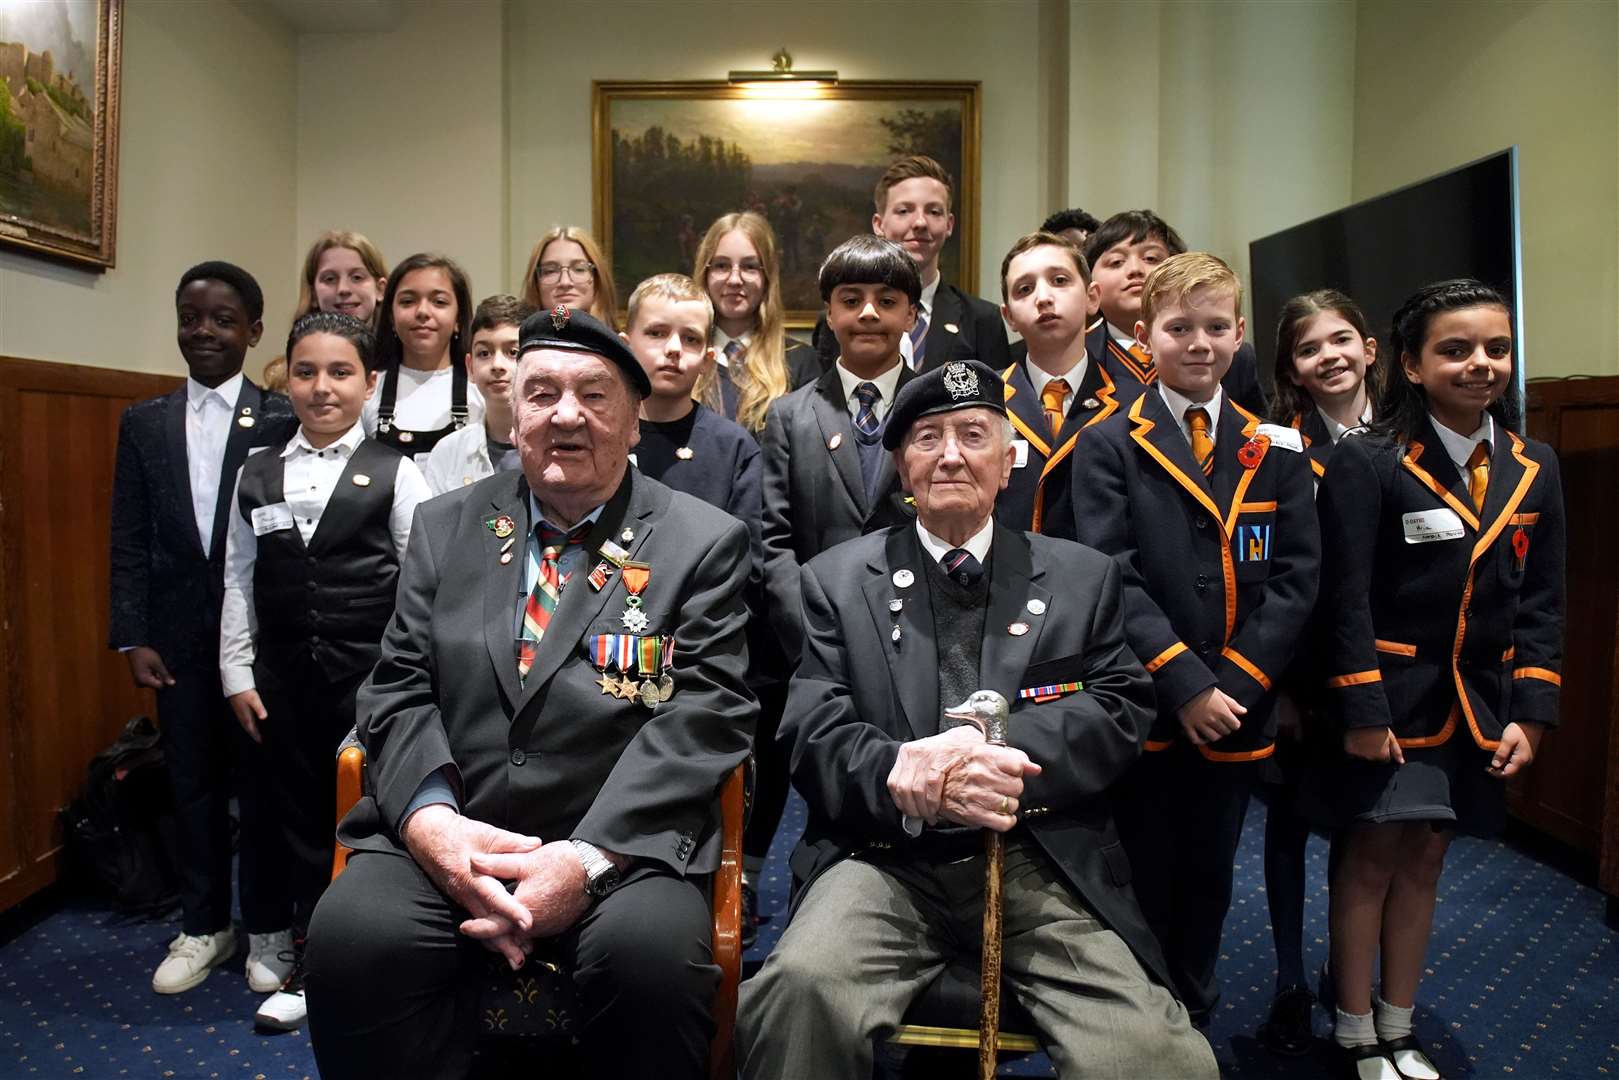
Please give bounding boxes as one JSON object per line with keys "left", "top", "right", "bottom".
{"left": 737, "top": 360, "right": 1215, "bottom": 1077}
{"left": 304, "top": 307, "right": 756, "bottom": 1080}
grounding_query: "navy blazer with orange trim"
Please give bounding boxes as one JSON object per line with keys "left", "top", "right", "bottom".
{"left": 996, "top": 355, "right": 1139, "bottom": 539}
{"left": 1070, "top": 390, "right": 1320, "bottom": 760}
{"left": 1317, "top": 421, "right": 1565, "bottom": 748}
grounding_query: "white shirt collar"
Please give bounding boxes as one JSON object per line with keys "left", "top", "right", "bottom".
{"left": 1157, "top": 382, "right": 1224, "bottom": 446}
{"left": 1106, "top": 321, "right": 1137, "bottom": 349}
{"left": 1318, "top": 401, "right": 1373, "bottom": 445}
{"left": 835, "top": 357, "right": 905, "bottom": 415}
{"left": 187, "top": 372, "right": 243, "bottom": 411}
{"left": 712, "top": 327, "right": 750, "bottom": 366}
{"left": 1025, "top": 351, "right": 1088, "bottom": 403}
{"left": 1429, "top": 412, "right": 1494, "bottom": 472}
{"left": 915, "top": 514, "right": 994, "bottom": 566}
{"left": 285, "top": 419, "right": 365, "bottom": 458}
{"left": 919, "top": 274, "right": 941, "bottom": 318}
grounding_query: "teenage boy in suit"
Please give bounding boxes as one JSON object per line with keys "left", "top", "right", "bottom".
{"left": 108, "top": 261, "right": 298, "bottom": 996}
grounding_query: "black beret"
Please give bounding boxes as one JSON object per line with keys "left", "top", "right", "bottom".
{"left": 516, "top": 304, "right": 651, "bottom": 397}
{"left": 882, "top": 359, "right": 1007, "bottom": 450}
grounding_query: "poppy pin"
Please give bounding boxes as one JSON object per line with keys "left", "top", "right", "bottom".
{"left": 1512, "top": 526, "right": 1529, "bottom": 561}
{"left": 1236, "top": 434, "right": 1271, "bottom": 470}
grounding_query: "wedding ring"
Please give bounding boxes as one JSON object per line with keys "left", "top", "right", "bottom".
{"left": 999, "top": 796, "right": 1011, "bottom": 814}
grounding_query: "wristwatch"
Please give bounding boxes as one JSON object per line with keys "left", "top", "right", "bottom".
{"left": 569, "top": 839, "right": 621, "bottom": 899}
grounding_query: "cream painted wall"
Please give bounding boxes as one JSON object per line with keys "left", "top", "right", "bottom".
{"left": 505, "top": 0, "right": 1052, "bottom": 304}
{"left": 294, "top": 0, "right": 507, "bottom": 304}
{"left": 0, "top": 1, "right": 298, "bottom": 377}
{"left": 1353, "top": 0, "right": 1619, "bottom": 378}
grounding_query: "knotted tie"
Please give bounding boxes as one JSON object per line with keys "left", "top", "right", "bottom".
{"left": 1466, "top": 442, "right": 1490, "bottom": 513}
{"left": 1186, "top": 406, "right": 1215, "bottom": 476}
{"left": 941, "top": 547, "right": 984, "bottom": 588}
{"left": 1041, "top": 378, "right": 1070, "bottom": 438}
{"left": 723, "top": 339, "right": 745, "bottom": 366}
{"left": 517, "top": 521, "right": 589, "bottom": 684}
{"left": 908, "top": 311, "right": 930, "bottom": 371}
{"left": 852, "top": 382, "right": 882, "bottom": 440}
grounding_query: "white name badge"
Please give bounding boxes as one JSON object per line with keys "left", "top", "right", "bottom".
{"left": 250, "top": 502, "right": 295, "bottom": 536}
{"left": 1402, "top": 508, "right": 1464, "bottom": 544}
{"left": 1255, "top": 423, "right": 1304, "bottom": 453}
{"left": 1011, "top": 439, "right": 1030, "bottom": 468}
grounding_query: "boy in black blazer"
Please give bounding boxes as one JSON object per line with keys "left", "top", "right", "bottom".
{"left": 108, "top": 261, "right": 298, "bottom": 996}
{"left": 1070, "top": 252, "right": 1319, "bottom": 1020}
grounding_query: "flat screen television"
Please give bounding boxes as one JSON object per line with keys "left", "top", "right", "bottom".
{"left": 1248, "top": 148, "right": 1523, "bottom": 406}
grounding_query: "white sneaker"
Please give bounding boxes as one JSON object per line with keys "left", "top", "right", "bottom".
{"left": 151, "top": 928, "right": 237, "bottom": 994}
{"left": 254, "top": 959, "right": 307, "bottom": 1031}
{"left": 245, "top": 929, "right": 294, "bottom": 993}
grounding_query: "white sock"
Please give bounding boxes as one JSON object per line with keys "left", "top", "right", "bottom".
{"left": 1335, "top": 1008, "right": 1378, "bottom": 1048}
{"left": 1373, "top": 994, "right": 1414, "bottom": 1042}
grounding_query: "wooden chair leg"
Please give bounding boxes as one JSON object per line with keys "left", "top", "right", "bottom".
{"left": 709, "top": 763, "right": 745, "bottom": 1079}
{"left": 330, "top": 743, "right": 366, "bottom": 881}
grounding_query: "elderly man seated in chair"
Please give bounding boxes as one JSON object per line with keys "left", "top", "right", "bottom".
{"left": 737, "top": 360, "right": 1215, "bottom": 1078}
{"left": 304, "top": 307, "right": 756, "bottom": 1080}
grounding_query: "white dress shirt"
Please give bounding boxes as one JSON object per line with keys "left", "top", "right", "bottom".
{"left": 1026, "top": 352, "right": 1090, "bottom": 417}
{"left": 185, "top": 372, "right": 243, "bottom": 557}
{"left": 421, "top": 421, "right": 496, "bottom": 496}
{"left": 1157, "top": 382, "right": 1225, "bottom": 450}
{"left": 1430, "top": 412, "right": 1495, "bottom": 474}
{"left": 835, "top": 358, "right": 905, "bottom": 425}
{"left": 361, "top": 366, "right": 486, "bottom": 436}
{"left": 899, "top": 274, "right": 942, "bottom": 370}
{"left": 1318, "top": 402, "right": 1373, "bottom": 445}
{"left": 218, "top": 422, "right": 429, "bottom": 697}
{"left": 915, "top": 514, "right": 995, "bottom": 568}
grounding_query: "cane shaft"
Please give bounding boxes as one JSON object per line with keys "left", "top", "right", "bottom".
{"left": 979, "top": 828, "right": 1005, "bottom": 1078}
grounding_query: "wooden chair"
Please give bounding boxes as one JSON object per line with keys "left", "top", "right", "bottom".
{"left": 331, "top": 737, "right": 744, "bottom": 1080}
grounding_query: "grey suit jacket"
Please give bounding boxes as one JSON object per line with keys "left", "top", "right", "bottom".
{"left": 339, "top": 467, "right": 757, "bottom": 877}
{"left": 780, "top": 523, "right": 1174, "bottom": 990}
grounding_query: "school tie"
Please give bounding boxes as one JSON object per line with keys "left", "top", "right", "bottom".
{"left": 941, "top": 547, "right": 984, "bottom": 587}
{"left": 852, "top": 382, "right": 882, "bottom": 440}
{"left": 723, "top": 339, "right": 745, "bottom": 366}
{"left": 1466, "top": 442, "right": 1490, "bottom": 513}
{"left": 516, "top": 521, "right": 589, "bottom": 685}
{"left": 1041, "top": 378, "right": 1070, "bottom": 438}
{"left": 1186, "top": 406, "right": 1215, "bottom": 476}
{"left": 908, "top": 311, "right": 930, "bottom": 370}
{"left": 1128, "top": 341, "right": 1155, "bottom": 374}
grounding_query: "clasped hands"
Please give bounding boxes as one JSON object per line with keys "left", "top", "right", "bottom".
{"left": 886, "top": 724, "right": 1042, "bottom": 833}
{"left": 401, "top": 804, "right": 598, "bottom": 970}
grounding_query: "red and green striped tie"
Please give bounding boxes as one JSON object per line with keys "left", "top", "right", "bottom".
{"left": 517, "top": 522, "right": 588, "bottom": 684}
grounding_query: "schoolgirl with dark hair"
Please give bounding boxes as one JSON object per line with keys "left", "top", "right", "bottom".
{"left": 1317, "top": 279, "right": 1563, "bottom": 1080}
{"left": 364, "top": 253, "right": 482, "bottom": 457}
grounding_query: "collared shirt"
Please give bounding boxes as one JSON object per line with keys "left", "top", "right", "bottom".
{"left": 1319, "top": 402, "right": 1373, "bottom": 445}
{"left": 1025, "top": 352, "right": 1089, "bottom": 417}
{"left": 361, "top": 366, "right": 486, "bottom": 438}
{"left": 1430, "top": 412, "right": 1495, "bottom": 474}
{"left": 185, "top": 372, "right": 243, "bottom": 557}
{"left": 1107, "top": 321, "right": 1137, "bottom": 350}
{"left": 713, "top": 328, "right": 750, "bottom": 368}
{"left": 218, "top": 422, "right": 429, "bottom": 697}
{"left": 1157, "top": 382, "right": 1225, "bottom": 450}
{"left": 421, "top": 420, "right": 496, "bottom": 496}
{"left": 898, "top": 274, "right": 942, "bottom": 369}
{"left": 835, "top": 357, "right": 905, "bottom": 425}
{"left": 914, "top": 515, "right": 994, "bottom": 568}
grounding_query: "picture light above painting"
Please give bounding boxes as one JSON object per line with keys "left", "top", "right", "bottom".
{"left": 593, "top": 80, "right": 981, "bottom": 329}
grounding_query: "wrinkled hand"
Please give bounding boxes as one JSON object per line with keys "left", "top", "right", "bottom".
{"left": 1177, "top": 686, "right": 1247, "bottom": 745}
{"left": 402, "top": 805, "right": 543, "bottom": 969}
{"left": 1344, "top": 725, "right": 1403, "bottom": 765}
{"left": 227, "top": 690, "right": 267, "bottom": 743}
{"left": 126, "top": 646, "right": 174, "bottom": 690}
{"left": 460, "top": 843, "right": 592, "bottom": 945}
{"left": 887, "top": 724, "right": 1041, "bottom": 833}
{"left": 1488, "top": 721, "right": 1544, "bottom": 778}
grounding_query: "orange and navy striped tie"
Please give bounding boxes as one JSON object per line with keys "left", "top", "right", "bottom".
{"left": 1187, "top": 406, "right": 1215, "bottom": 476}
{"left": 517, "top": 522, "right": 588, "bottom": 684}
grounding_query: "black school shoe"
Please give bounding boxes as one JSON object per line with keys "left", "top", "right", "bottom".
{"left": 741, "top": 882, "right": 759, "bottom": 951}
{"left": 1257, "top": 984, "right": 1316, "bottom": 1055}
{"left": 1335, "top": 1040, "right": 1399, "bottom": 1080}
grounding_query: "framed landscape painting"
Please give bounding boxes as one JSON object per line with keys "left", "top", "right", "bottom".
{"left": 593, "top": 81, "right": 981, "bottom": 327}
{"left": 0, "top": 0, "right": 121, "bottom": 269}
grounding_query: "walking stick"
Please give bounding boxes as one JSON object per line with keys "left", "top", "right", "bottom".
{"left": 944, "top": 690, "right": 1012, "bottom": 1080}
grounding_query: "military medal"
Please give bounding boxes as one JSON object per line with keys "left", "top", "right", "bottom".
{"left": 588, "top": 562, "right": 614, "bottom": 591}
{"left": 676, "top": 446, "right": 694, "bottom": 461}
{"left": 237, "top": 406, "right": 256, "bottom": 429}
{"left": 619, "top": 562, "right": 652, "bottom": 633}
{"left": 1236, "top": 434, "right": 1271, "bottom": 470}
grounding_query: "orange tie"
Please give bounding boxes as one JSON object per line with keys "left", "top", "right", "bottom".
{"left": 1187, "top": 407, "right": 1214, "bottom": 476}
{"left": 1466, "top": 443, "right": 1489, "bottom": 512}
{"left": 1041, "top": 378, "right": 1070, "bottom": 438}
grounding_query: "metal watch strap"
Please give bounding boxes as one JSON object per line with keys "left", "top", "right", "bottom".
{"left": 569, "top": 839, "right": 619, "bottom": 897}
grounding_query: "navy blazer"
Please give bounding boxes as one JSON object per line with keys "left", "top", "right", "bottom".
{"left": 1070, "top": 390, "right": 1320, "bottom": 760}
{"left": 107, "top": 380, "right": 297, "bottom": 670}
{"left": 1318, "top": 421, "right": 1565, "bottom": 746}
{"left": 1095, "top": 332, "right": 1268, "bottom": 418}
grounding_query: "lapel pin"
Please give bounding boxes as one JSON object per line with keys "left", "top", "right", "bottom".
{"left": 1082, "top": 397, "right": 1099, "bottom": 410}
{"left": 1008, "top": 621, "right": 1030, "bottom": 636}
{"left": 1237, "top": 434, "right": 1271, "bottom": 470}
{"left": 352, "top": 474, "right": 371, "bottom": 487}
{"left": 237, "top": 413, "right": 256, "bottom": 429}
{"left": 891, "top": 625, "right": 902, "bottom": 644}
{"left": 888, "top": 598, "right": 904, "bottom": 614}
{"left": 499, "top": 551, "right": 513, "bottom": 565}
{"left": 398, "top": 431, "right": 415, "bottom": 444}
{"left": 491, "top": 515, "right": 516, "bottom": 538}
{"left": 620, "top": 528, "right": 635, "bottom": 543}
{"left": 462, "top": 475, "right": 474, "bottom": 486}
{"left": 828, "top": 432, "right": 843, "bottom": 451}
{"left": 893, "top": 569, "right": 914, "bottom": 589}
{"left": 1026, "top": 598, "right": 1046, "bottom": 615}
{"left": 944, "top": 322, "right": 959, "bottom": 334}
{"left": 500, "top": 536, "right": 515, "bottom": 554}
{"left": 676, "top": 446, "right": 694, "bottom": 460}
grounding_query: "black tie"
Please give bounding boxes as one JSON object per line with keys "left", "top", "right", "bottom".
{"left": 941, "top": 547, "right": 983, "bottom": 587}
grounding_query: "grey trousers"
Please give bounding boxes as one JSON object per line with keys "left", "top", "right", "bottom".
{"left": 738, "top": 840, "right": 1217, "bottom": 1079}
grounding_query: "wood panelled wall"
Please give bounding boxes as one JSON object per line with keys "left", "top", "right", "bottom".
{"left": 1517, "top": 376, "right": 1619, "bottom": 901}
{"left": 0, "top": 356, "right": 181, "bottom": 912}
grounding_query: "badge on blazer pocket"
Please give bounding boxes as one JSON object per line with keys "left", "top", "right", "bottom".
{"left": 1506, "top": 513, "right": 1537, "bottom": 575}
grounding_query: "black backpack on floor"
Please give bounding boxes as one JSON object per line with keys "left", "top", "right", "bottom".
{"left": 60, "top": 715, "right": 181, "bottom": 916}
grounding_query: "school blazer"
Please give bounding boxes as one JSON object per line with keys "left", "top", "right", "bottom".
{"left": 1069, "top": 391, "right": 1321, "bottom": 760}
{"left": 759, "top": 365, "right": 916, "bottom": 664}
{"left": 781, "top": 523, "right": 1173, "bottom": 991}
{"left": 1097, "top": 336, "right": 1268, "bottom": 418}
{"left": 1317, "top": 421, "right": 1564, "bottom": 747}
{"left": 108, "top": 380, "right": 297, "bottom": 670}
{"left": 997, "top": 356, "right": 1141, "bottom": 539}
{"left": 1291, "top": 409, "right": 1336, "bottom": 482}
{"left": 811, "top": 283, "right": 1013, "bottom": 374}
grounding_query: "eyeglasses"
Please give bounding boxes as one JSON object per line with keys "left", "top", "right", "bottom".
{"left": 537, "top": 261, "right": 596, "bottom": 283}
{"left": 705, "top": 259, "right": 765, "bottom": 282}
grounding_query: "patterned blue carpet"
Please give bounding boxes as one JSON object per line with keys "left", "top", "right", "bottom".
{"left": 4, "top": 796, "right": 1616, "bottom": 1077}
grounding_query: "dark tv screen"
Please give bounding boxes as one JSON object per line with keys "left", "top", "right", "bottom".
{"left": 1249, "top": 149, "right": 1521, "bottom": 394}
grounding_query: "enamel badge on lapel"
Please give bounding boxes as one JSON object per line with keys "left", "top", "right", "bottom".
{"left": 676, "top": 446, "right": 694, "bottom": 460}
{"left": 619, "top": 562, "right": 652, "bottom": 633}
{"left": 944, "top": 322, "right": 959, "bottom": 334}
{"left": 489, "top": 515, "right": 516, "bottom": 538}
{"left": 1082, "top": 397, "right": 1100, "bottom": 410}
{"left": 237, "top": 406, "right": 255, "bottom": 429}
{"left": 893, "top": 569, "right": 914, "bottom": 589}
{"left": 1009, "top": 621, "right": 1030, "bottom": 637}
{"left": 1236, "top": 433, "right": 1271, "bottom": 470}
{"left": 398, "top": 430, "right": 415, "bottom": 444}
{"left": 1026, "top": 598, "right": 1046, "bottom": 616}
{"left": 352, "top": 474, "right": 371, "bottom": 487}
{"left": 620, "top": 528, "right": 635, "bottom": 543}
{"left": 828, "top": 433, "right": 843, "bottom": 451}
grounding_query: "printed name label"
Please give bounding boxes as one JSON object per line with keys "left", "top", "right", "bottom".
{"left": 250, "top": 502, "right": 295, "bottom": 536}
{"left": 1402, "top": 508, "right": 1465, "bottom": 544}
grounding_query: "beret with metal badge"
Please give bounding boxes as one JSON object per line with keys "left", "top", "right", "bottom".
{"left": 516, "top": 304, "right": 651, "bottom": 397}
{"left": 882, "top": 359, "right": 1007, "bottom": 450}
